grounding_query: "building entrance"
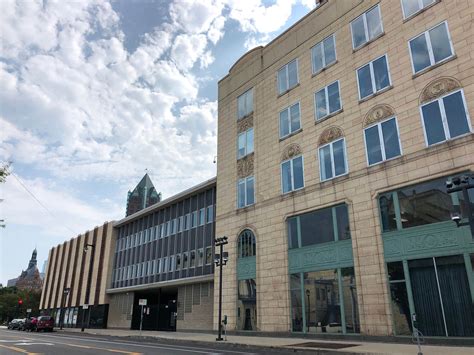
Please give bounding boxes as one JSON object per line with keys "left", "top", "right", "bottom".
{"left": 409, "top": 255, "right": 474, "bottom": 337}
{"left": 131, "top": 288, "right": 177, "bottom": 331}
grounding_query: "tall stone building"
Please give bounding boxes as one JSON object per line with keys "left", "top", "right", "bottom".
{"left": 14, "top": 249, "right": 43, "bottom": 291}
{"left": 216, "top": 0, "right": 474, "bottom": 338}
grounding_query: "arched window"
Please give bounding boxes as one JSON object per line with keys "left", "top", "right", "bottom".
{"left": 238, "top": 229, "right": 256, "bottom": 258}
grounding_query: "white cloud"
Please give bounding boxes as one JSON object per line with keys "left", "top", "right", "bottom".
{"left": 170, "top": 33, "right": 209, "bottom": 71}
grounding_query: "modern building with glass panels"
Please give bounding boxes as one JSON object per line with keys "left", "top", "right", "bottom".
{"left": 108, "top": 177, "right": 216, "bottom": 331}
{"left": 216, "top": 0, "right": 474, "bottom": 337}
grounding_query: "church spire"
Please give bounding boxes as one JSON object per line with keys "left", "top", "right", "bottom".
{"left": 28, "top": 248, "right": 37, "bottom": 270}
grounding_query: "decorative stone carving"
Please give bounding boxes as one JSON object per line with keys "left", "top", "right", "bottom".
{"left": 318, "top": 126, "right": 344, "bottom": 146}
{"left": 237, "top": 153, "right": 254, "bottom": 178}
{"left": 281, "top": 143, "right": 302, "bottom": 161}
{"left": 237, "top": 114, "right": 253, "bottom": 133}
{"left": 419, "top": 77, "right": 461, "bottom": 104}
{"left": 364, "top": 104, "right": 395, "bottom": 127}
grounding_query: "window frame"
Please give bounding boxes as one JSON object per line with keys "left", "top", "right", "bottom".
{"left": 237, "top": 88, "right": 254, "bottom": 120}
{"left": 279, "top": 101, "right": 301, "bottom": 139}
{"left": 318, "top": 138, "right": 349, "bottom": 182}
{"left": 408, "top": 21, "right": 455, "bottom": 75}
{"left": 350, "top": 4, "right": 384, "bottom": 50}
{"left": 237, "top": 175, "right": 255, "bottom": 209}
{"left": 419, "top": 89, "right": 472, "bottom": 147}
{"left": 277, "top": 58, "right": 299, "bottom": 95}
{"left": 356, "top": 54, "right": 392, "bottom": 101}
{"left": 401, "top": 0, "right": 436, "bottom": 20}
{"left": 237, "top": 127, "right": 254, "bottom": 159}
{"left": 363, "top": 116, "right": 403, "bottom": 166}
{"left": 311, "top": 33, "right": 337, "bottom": 75}
{"left": 314, "top": 80, "right": 342, "bottom": 121}
{"left": 281, "top": 155, "right": 305, "bottom": 194}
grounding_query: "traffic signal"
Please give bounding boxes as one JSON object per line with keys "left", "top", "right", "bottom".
{"left": 18, "top": 299, "right": 23, "bottom": 306}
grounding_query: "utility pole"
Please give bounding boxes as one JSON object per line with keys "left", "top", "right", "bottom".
{"left": 214, "top": 236, "right": 228, "bottom": 341}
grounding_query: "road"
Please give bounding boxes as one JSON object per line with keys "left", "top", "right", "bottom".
{"left": 0, "top": 329, "right": 319, "bottom": 355}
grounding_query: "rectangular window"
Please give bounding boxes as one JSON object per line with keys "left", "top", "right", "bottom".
{"left": 421, "top": 90, "right": 471, "bottom": 146}
{"left": 176, "top": 254, "right": 181, "bottom": 270}
{"left": 364, "top": 117, "right": 402, "bottom": 165}
{"left": 171, "top": 219, "right": 176, "bottom": 235}
{"left": 205, "top": 246, "right": 213, "bottom": 265}
{"left": 237, "top": 176, "right": 255, "bottom": 208}
{"left": 237, "top": 88, "right": 253, "bottom": 119}
{"left": 183, "top": 252, "right": 188, "bottom": 268}
{"left": 169, "top": 256, "right": 175, "bottom": 272}
{"left": 190, "top": 250, "right": 196, "bottom": 268}
{"left": 281, "top": 156, "right": 304, "bottom": 193}
{"left": 351, "top": 5, "right": 383, "bottom": 49}
{"left": 315, "top": 81, "right": 341, "bottom": 120}
{"left": 402, "top": 0, "right": 436, "bottom": 19}
{"left": 157, "top": 259, "right": 162, "bottom": 274}
{"left": 277, "top": 59, "right": 298, "bottom": 94}
{"left": 311, "top": 34, "right": 336, "bottom": 74}
{"left": 191, "top": 211, "right": 197, "bottom": 228}
{"left": 185, "top": 214, "right": 190, "bottom": 230}
{"left": 177, "top": 216, "right": 183, "bottom": 232}
{"left": 409, "top": 22, "right": 453, "bottom": 74}
{"left": 206, "top": 205, "right": 214, "bottom": 223}
{"left": 237, "top": 128, "right": 254, "bottom": 159}
{"left": 279, "top": 102, "right": 301, "bottom": 138}
{"left": 319, "top": 138, "right": 348, "bottom": 181}
{"left": 197, "top": 248, "right": 204, "bottom": 267}
{"left": 199, "top": 208, "right": 205, "bottom": 225}
{"left": 288, "top": 203, "right": 351, "bottom": 249}
{"left": 357, "top": 54, "right": 391, "bottom": 100}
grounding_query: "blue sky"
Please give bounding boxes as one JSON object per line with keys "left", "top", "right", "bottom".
{"left": 0, "top": 0, "right": 317, "bottom": 285}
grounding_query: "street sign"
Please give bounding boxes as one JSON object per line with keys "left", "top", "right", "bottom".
{"left": 26, "top": 309, "right": 32, "bottom": 313}
{"left": 138, "top": 299, "right": 147, "bottom": 306}
{"left": 82, "top": 304, "right": 89, "bottom": 310}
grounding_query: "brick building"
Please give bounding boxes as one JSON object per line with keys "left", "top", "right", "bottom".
{"left": 216, "top": 0, "right": 474, "bottom": 337}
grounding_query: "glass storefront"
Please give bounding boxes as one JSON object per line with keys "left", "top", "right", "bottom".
{"left": 291, "top": 267, "right": 360, "bottom": 334}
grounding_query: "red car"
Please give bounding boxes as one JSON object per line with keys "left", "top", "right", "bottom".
{"left": 36, "top": 316, "right": 54, "bottom": 332}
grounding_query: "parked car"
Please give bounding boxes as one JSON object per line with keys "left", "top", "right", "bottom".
{"left": 22, "top": 317, "right": 37, "bottom": 332}
{"left": 7, "top": 319, "right": 21, "bottom": 330}
{"left": 36, "top": 316, "right": 54, "bottom": 332}
{"left": 15, "top": 319, "right": 26, "bottom": 330}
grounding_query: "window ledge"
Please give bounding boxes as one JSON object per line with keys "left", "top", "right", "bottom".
{"left": 237, "top": 111, "right": 254, "bottom": 122}
{"left": 359, "top": 85, "right": 393, "bottom": 104}
{"left": 352, "top": 32, "right": 385, "bottom": 53}
{"left": 279, "top": 128, "right": 303, "bottom": 142}
{"left": 311, "top": 60, "right": 338, "bottom": 78}
{"left": 412, "top": 55, "right": 457, "bottom": 79}
{"left": 236, "top": 204, "right": 256, "bottom": 214}
{"left": 280, "top": 186, "right": 306, "bottom": 199}
{"left": 237, "top": 151, "right": 255, "bottom": 162}
{"left": 277, "top": 83, "right": 300, "bottom": 98}
{"left": 425, "top": 131, "right": 474, "bottom": 150}
{"left": 320, "top": 173, "right": 350, "bottom": 186}
{"left": 315, "top": 108, "right": 343, "bottom": 125}
{"left": 367, "top": 154, "right": 403, "bottom": 170}
{"left": 402, "top": 0, "right": 440, "bottom": 23}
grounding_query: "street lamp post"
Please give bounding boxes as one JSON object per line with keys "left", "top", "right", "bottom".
{"left": 81, "top": 243, "right": 95, "bottom": 332}
{"left": 60, "top": 287, "right": 71, "bottom": 330}
{"left": 446, "top": 174, "right": 474, "bottom": 239}
{"left": 214, "top": 236, "right": 228, "bottom": 341}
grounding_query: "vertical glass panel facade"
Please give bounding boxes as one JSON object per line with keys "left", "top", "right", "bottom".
{"left": 291, "top": 268, "right": 360, "bottom": 334}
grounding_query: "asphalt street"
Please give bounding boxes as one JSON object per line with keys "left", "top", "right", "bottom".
{"left": 0, "top": 329, "right": 321, "bottom": 355}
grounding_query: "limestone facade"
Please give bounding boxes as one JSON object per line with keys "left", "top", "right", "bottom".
{"left": 216, "top": 0, "right": 474, "bottom": 335}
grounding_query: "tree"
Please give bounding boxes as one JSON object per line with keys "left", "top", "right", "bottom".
{"left": 0, "top": 162, "right": 11, "bottom": 183}
{"left": 0, "top": 287, "right": 41, "bottom": 324}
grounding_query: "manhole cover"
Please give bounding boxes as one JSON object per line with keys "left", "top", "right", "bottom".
{"left": 292, "top": 342, "right": 359, "bottom": 349}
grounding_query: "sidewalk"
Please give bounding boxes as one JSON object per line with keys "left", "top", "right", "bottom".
{"left": 59, "top": 328, "right": 474, "bottom": 354}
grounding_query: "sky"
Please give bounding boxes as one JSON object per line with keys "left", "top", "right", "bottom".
{"left": 0, "top": 0, "right": 318, "bottom": 285}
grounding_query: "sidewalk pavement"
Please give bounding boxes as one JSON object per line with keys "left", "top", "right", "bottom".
{"left": 59, "top": 328, "right": 474, "bottom": 354}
